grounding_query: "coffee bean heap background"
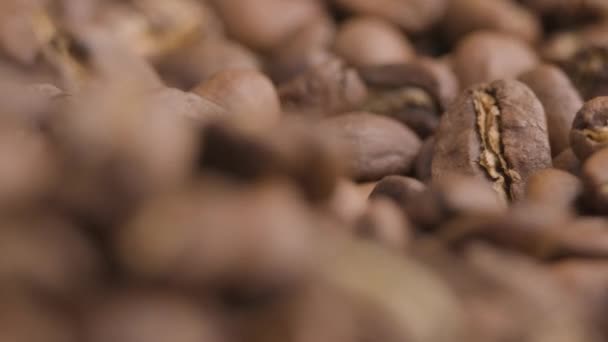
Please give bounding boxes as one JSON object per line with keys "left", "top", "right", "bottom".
{"left": 4, "top": 0, "right": 608, "bottom": 341}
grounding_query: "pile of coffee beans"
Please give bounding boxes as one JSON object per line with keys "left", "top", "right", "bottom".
{"left": 4, "top": 0, "right": 608, "bottom": 341}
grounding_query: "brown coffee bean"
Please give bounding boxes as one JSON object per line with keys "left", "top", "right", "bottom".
{"left": 522, "top": 0, "right": 608, "bottom": 29}
{"left": 451, "top": 31, "right": 538, "bottom": 88}
{"left": 443, "top": 0, "right": 541, "bottom": 44}
{"left": 571, "top": 97, "right": 608, "bottom": 161}
{"left": 415, "top": 135, "right": 436, "bottom": 182}
{"left": 268, "top": 15, "right": 336, "bottom": 83}
{"left": 581, "top": 148, "right": 608, "bottom": 214}
{"left": 192, "top": 69, "right": 281, "bottom": 134}
{"left": 369, "top": 175, "right": 426, "bottom": 209}
{"left": 540, "top": 22, "right": 608, "bottom": 63}
{"left": 553, "top": 148, "right": 581, "bottom": 175}
{"left": 0, "top": 288, "right": 77, "bottom": 342}
{"left": 326, "top": 178, "right": 371, "bottom": 224}
{"left": 334, "top": 16, "right": 414, "bottom": 68}
{"left": 355, "top": 198, "right": 412, "bottom": 251}
{"left": 0, "top": 216, "right": 102, "bottom": 298}
{"left": 211, "top": 0, "right": 324, "bottom": 51}
{"left": 321, "top": 112, "right": 421, "bottom": 181}
{"left": 433, "top": 79, "right": 551, "bottom": 201}
{"left": 358, "top": 61, "right": 455, "bottom": 137}
{"left": 561, "top": 45, "right": 608, "bottom": 100}
{"left": 331, "top": 0, "right": 448, "bottom": 33}
{"left": 116, "top": 181, "right": 318, "bottom": 289}
{"left": 200, "top": 120, "right": 346, "bottom": 203}
{"left": 279, "top": 58, "right": 368, "bottom": 116}
{"left": 158, "top": 37, "right": 260, "bottom": 90}
{"left": 525, "top": 168, "right": 583, "bottom": 211}
{"left": 519, "top": 64, "right": 583, "bottom": 157}
{"left": 84, "top": 290, "right": 223, "bottom": 342}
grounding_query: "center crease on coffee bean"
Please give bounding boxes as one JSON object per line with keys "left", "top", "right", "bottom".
{"left": 364, "top": 87, "right": 435, "bottom": 115}
{"left": 583, "top": 127, "right": 608, "bottom": 142}
{"left": 473, "top": 89, "right": 514, "bottom": 202}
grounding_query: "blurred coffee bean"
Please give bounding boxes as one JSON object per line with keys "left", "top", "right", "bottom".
{"left": 369, "top": 175, "right": 426, "bottom": 209}
{"left": 358, "top": 62, "right": 453, "bottom": 137}
{"left": 581, "top": 148, "right": 608, "bottom": 214}
{"left": 334, "top": 16, "right": 414, "bottom": 68}
{"left": 332, "top": 0, "right": 448, "bottom": 33}
{"left": 415, "top": 135, "right": 435, "bottom": 182}
{"left": 355, "top": 198, "right": 412, "bottom": 251}
{"left": 408, "top": 174, "right": 505, "bottom": 230}
{"left": 554, "top": 148, "right": 582, "bottom": 175}
{"left": 116, "top": 181, "right": 318, "bottom": 291}
{"left": 433, "top": 79, "right": 551, "bottom": 201}
{"left": 525, "top": 168, "right": 583, "bottom": 211}
{"left": 451, "top": 31, "right": 538, "bottom": 88}
{"left": 522, "top": 0, "right": 608, "bottom": 30}
{"left": 540, "top": 21, "right": 608, "bottom": 63}
{"left": 519, "top": 64, "right": 583, "bottom": 156}
{"left": 560, "top": 45, "right": 608, "bottom": 100}
{"left": 571, "top": 97, "right": 608, "bottom": 161}
{"left": 84, "top": 289, "right": 224, "bottom": 342}
{"left": 0, "top": 288, "right": 77, "bottom": 342}
{"left": 192, "top": 69, "right": 280, "bottom": 133}
{"left": 211, "top": 0, "right": 324, "bottom": 51}
{"left": 201, "top": 120, "right": 346, "bottom": 203}
{"left": 0, "top": 216, "right": 102, "bottom": 298}
{"left": 268, "top": 15, "right": 336, "bottom": 84}
{"left": 158, "top": 37, "right": 260, "bottom": 90}
{"left": 443, "top": 0, "right": 541, "bottom": 44}
{"left": 279, "top": 58, "right": 368, "bottom": 116}
{"left": 321, "top": 112, "right": 421, "bottom": 181}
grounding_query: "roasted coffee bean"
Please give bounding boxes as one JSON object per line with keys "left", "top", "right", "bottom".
{"left": 540, "top": 21, "right": 608, "bottom": 63}
{"left": 443, "top": 0, "right": 541, "bottom": 44}
{"left": 519, "top": 64, "right": 583, "bottom": 157}
{"left": 279, "top": 58, "right": 368, "bottom": 116}
{"left": 268, "top": 15, "right": 336, "bottom": 83}
{"left": 355, "top": 198, "right": 412, "bottom": 250}
{"left": 415, "top": 135, "right": 436, "bottom": 182}
{"left": 369, "top": 175, "right": 426, "bottom": 209}
{"left": 433, "top": 79, "right": 551, "bottom": 201}
{"left": 334, "top": 16, "right": 414, "bottom": 68}
{"left": 200, "top": 121, "right": 346, "bottom": 203}
{"left": 358, "top": 61, "right": 454, "bottom": 137}
{"left": 321, "top": 112, "right": 421, "bottom": 181}
{"left": 331, "top": 0, "right": 448, "bottom": 33}
{"left": 451, "top": 31, "right": 538, "bottom": 88}
{"left": 84, "top": 290, "right": 223, "bottom": 342}
{"left": 581, "top": 148, "right": 608, "bottom": 214}
{"left": 525, "top": 168, "right": 583, "bottom": 211}
{"left": 522, "top": 0, "right": 608, "bottom": 30}
{"left": 192, "top": 69, "right": 281, "bottom": 134}
{"left": 407, "top": 174, "right": 505, "bottom": 230}
{"left": 571, "top": 97, "right": 608, "bottom": 161}
{"left": 211, "top": 0, "right": 324, "bottom": 51}
{"left": 553, "top": 148, "right": 582, "bottom": 175}
{"left": 157, "top": 37, "right": 260, "bottom": 90}
{"left": 561, "top": 45, "right": 608, "bottom": 100}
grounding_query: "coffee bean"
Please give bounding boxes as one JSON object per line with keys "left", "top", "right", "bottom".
{"left": 331, "top": 0, "right": 448, "bottom": 33}
{"left": 443, "top": 0, "right": 541, "bottom": 44}
{"left": 334, "top": 16, "right": 414, "bottom": 67}
{"left": 451, "top": 31, "right": 538, "bottom": 88}
{"left": 561, "top": 45, "right": 608, "bottom": 100}
{"left": 571, "top": 97, "right": 608, "bottom": 161}
{"left": 433, "top": 79, "right": 551, "bottom": 201}
{"left": 415, "top": 135, "right": 436, "bottom": 182}
{"left": 519, "top": 64, "right": 583, "bottom": 156}
{"left": 369, "top": 175, "right": 426, "bottom": 209}
{"left": 358, "top": 61, "right": 453, "bottom": 137}
{"left": 321, "top": 111, "right": 421, "bottom": 181}
{"left": 525, "top": 168, "right": 583, "bottom": 211}
{"left": 279, "top": 57, "right": 368, "bottom": 116}
{"left": 581, "top": 148, "right": 608, "bottom": 214}
{"left": 553, "top": 148, "right": 581, "bottom": 175}
{"left": 355, "top": 198, "right": 412, "bottom": 251}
